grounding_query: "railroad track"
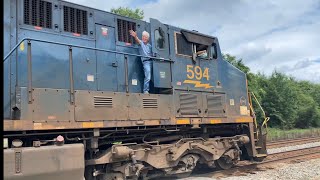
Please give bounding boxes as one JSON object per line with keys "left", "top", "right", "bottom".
{"left": 263, "top": 146, "right": 320, "bottom": 163}
{"left": 267, "top": 137, "right": 320, "bottom": 149}
{"left": 188, "top": 146, "right": 320, "bottom": 179}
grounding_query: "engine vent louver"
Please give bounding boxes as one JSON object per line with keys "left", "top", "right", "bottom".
{"left": 94, "top": 96, "right": 112, "bottom": 107}
{"left": 63, "top": 6, "right": 88, "bottom": 35}
{"left": 143, "top": 98, "right": 158, "bottom": 108}
{"left": 179, "top": 93, "right": 199, "bottom": 116}
{"left": 207, "top": 95, "right": 225, "bottom": 116}
{"left": 24, "top": 0, "right": 52, "bottom": 28}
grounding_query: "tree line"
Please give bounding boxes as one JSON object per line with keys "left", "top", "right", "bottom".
{"left": 224, "top": 54, "right": 320, "bottom": 129}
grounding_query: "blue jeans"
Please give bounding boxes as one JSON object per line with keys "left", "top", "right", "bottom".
{"left": 142, "top": 60, "right": 152, "bottom": 93}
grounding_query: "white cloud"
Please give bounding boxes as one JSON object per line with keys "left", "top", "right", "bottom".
{"left": 65, "top": 0, "right": 134, "bottom": 11}
{"left": 276, "top": 58, "right": 320, "bottom": 83}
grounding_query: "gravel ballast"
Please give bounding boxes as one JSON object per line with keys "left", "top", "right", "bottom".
{"left": 214, "top": 158, "right": 320, "bottom": 180}
{"left": 267, "top": 142, "right": 320, "bottom": 154}
{"left": 183, "top": 158, "right": 320, "bottom": 180}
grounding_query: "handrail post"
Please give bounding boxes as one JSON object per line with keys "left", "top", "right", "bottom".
{"left": 69, "top": 46, "right": 74, "bottom": 105}
{"left": 124, "top": 55, "right": 129, "bottom": 93}
{"left": 27, "top": 40, "right": 32, "bottom": 104}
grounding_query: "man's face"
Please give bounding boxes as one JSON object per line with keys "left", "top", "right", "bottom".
{"left": 142, "top": 35, "right": 149, "bottom": 44}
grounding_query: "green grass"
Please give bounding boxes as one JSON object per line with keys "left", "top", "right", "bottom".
{"left": 267, "top": 128, "right": 320, "bottom": 141}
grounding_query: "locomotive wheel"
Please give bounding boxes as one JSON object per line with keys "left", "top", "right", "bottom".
{"left": 214, "top": 157, "right": 234, "bottom": 170}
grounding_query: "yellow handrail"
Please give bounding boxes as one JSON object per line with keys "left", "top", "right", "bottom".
{"left": 248, "top": 102, "right": 258, "bottom": 129}
{"left": 250, "top": 92, "right": 270, "bottom": 133}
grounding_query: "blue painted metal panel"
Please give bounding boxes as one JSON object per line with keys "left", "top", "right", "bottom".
{"left": 95, "top": 25, "right": 117, "bottom": 91}
{"left": 3, "top": 0, "right": 11, "bottom": 119}
{"left": 153, "top": 61, "right": 172, "bottom": 88}
{"left": 72, "top": 47, "right": 97, "bottom": 90}
{"left": 16, "top": 31, "right": 70, "bottom": 89}
{"left": 116, "top": 46, "right": 144, "bottom": 93}
{"left": 218, "top": 59, "right": 248, "bottom": 116}
{"left": 199, "top": 58, "right": 217, "bottom": 90}
{"left": 150, "top": 19, "right": 172, "bottom": 88}
{"left": 94, "top": 11, "right": 115, "bottom": 27}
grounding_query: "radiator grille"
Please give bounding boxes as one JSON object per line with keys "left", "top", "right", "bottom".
{"left": 143, "top": 98, "right": 158, "bottom": 108}
{"left": 63, "top": 6, "right": 88, "bottom": 35}
{"left": 207, "top": 95, "right": 225, "bottom": 116}
{"left": 94, "top": 96, "right": 112, "bottom": 107}
{"left": 179, "top": 93, "right": 198, "bottom": 116}
{"left": 24, "top": 0, "right": 52, "bottom": 28}
{"left": 117, "top": 19, "right": 136, "bottom": 44}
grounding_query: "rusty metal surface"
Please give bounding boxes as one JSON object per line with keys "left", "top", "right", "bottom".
{"left": 204, "top": 93, "right": 227, "bottom": 117}
{"left": 74, "top": 91, "right": 127, "bottom": 121}
{"left": 175, "top": 91, "right": 229, "bottom": 119}
{"left": 175, "top": 91, "right": 202, "bottom": 117}
{"left": 4, "top": 144, "right": 84, "bottom": 180}
{"left": 87, "top": 135, "right": 249, "bottom": 173}
{"left": 6, "top": 87, "right": 253, "bottom": 131}
{"left": 32, "top": 88, "right": 73, "bottom": 122}
{"left": 74, "top": 90, "right": 172, "bottom": 121}
{"left": 3, "top": 117, "right": 253, "bottom": 131}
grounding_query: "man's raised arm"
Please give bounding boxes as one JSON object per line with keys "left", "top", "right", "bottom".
{"left": 129, "top": 30, "right": 141, "bottom": 44}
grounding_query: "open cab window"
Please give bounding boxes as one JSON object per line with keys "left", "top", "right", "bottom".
{"left": 175, "top": 30, "right": 217, "bottom": 60}
{"left": 194, "top": 44, "right": 209, "bottom": 59}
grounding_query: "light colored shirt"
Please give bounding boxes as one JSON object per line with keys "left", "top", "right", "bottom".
{"left": 139, "top": 41, "right": 152, "bottom": 62}
{"left": 198, "top": 52, "right": 208, "bottom": 58}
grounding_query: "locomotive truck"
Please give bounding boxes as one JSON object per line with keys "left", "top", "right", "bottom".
{"left": 3, "top": 0, "right": 269, "bottom": 179}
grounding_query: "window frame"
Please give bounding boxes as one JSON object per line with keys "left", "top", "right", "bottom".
{"left": 175, "top": 31, "right": 215, "bottom": 60}
{"left": 116, "top": 18, "right": 137, "bottom": 45}
{"left": 154, "top": 28, "right": 165, "bottom": 51}
{"left": 194, "top": 43, "right": 210, "bottom": 60}
{"left": 174, "top": 31, "right": 193, "bottom": 58}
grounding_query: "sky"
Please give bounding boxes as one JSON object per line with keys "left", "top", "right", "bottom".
{"left": 66, "top": 0, "right": 320, "bottom": 83}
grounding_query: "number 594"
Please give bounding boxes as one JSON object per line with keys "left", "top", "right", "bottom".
{"left": 187, "top": 65, "right": 209, "bottom": 80}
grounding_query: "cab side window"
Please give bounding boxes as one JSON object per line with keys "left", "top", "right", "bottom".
{"left": 175, "top": 32, "right": 193, "bottom": 57}
{"left": 155, "top": 27, "right": 165, "bottom": 50}
{"left": 195, "top": 44, "right": 209, "bottom": 59}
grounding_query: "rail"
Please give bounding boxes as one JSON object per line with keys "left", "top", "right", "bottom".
{"left": 3, "top": 37, "right": 174, "bottom": 104}
{"left": 3, "top": 37, "right": 173, "bottom": 62}
{"left": 250, "top": 92, "right": 270, "bottom": 132}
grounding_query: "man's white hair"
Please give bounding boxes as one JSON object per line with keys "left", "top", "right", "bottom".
{"left": 142, "top": 31, "right": 150, "bottom": 39}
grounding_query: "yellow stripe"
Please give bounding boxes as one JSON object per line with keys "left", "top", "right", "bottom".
{"left": 82, "top": 122, "right": 104, "bottom": 128}
{"left": 210, "top": 119, "right": 222, "bottom": 124}
{"left": 177, "top": 119, "right": 190, "bottom": 125}
{"left": 183, "top": 80, "right": 213, "bottom": 89}
{"left": 235, "top": 117, "right": 253, "bottom": 123}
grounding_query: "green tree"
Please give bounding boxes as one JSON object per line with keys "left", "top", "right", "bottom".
{"left": 264, "top": 72, "right": 299, "bottom": 129}
{"left": 111, "top": 7, "right": 144, "bottom": 20}
{"left": 295, "top": 94, "right": 320, "bottom": 128}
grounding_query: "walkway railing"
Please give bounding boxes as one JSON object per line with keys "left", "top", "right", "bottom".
{"left": 3, "top": 37, "right": 174, "bottom": 104}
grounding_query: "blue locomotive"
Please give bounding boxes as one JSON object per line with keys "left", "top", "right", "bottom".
{"left": 3, "top": 0, "right": 269, "bottom": 179}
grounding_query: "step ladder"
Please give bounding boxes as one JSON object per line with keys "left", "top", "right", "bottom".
{"left": 248, "top": 92, "right": 270, "bottom": 161}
